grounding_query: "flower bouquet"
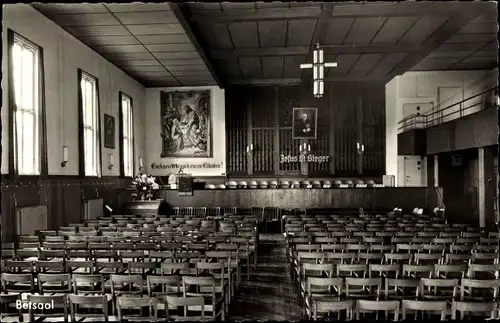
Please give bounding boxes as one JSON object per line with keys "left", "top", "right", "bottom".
{"left": 131, "top": 173, "right": 160, "bottom": 201}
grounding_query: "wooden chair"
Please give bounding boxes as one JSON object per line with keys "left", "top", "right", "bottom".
{"left": 195, "top": 261, "right": 231, "bottom": 306}
{"left": 467, "top": 263, "right": 500, "bottom": 279}
{"left": 1, "top": 273, "right": 35, "bottom": 293}
{"left": 355, "top": 299, "right": 400, "bottom": 320}
{"left": 117, "top": 296, "right": 158, "bottom": 322}
{"left": 305, "top": 277, "right": 343, "bottom": 319}
{"left": 110, "top": 274, "right": 144, "bottom": 314}
{"left": 460, "top": 278, "right": 500, "bottom": 302}
{"left": 451, "top": 301, "right": 498, "bottom": 320}
{"left": 401, "top": 300, "right": 447, "bottom": 320}
{"left": 0, "top": 294, "right": 22, "bottom": 322}
{"left": 35, "top": 260, "right": 64, "bottom": 273}
{"left": 127, "top": 261, "right": 158, "bottom": 276}
{"left": 68, "top": 294, "right": 109, "bottom": 322}
{"left": 3, "top": 260, "right": 34, "bottom": 273}
{"left": 312, "top": 299, "right": 354, "bottom": 320}
{"left": 402, "top": 264, "right": 434, "bottom": 279}
{"left": 369, "top": 264, "right": 400, "bottom": 279}
{"left": 384, "top": 278, "right": 419, "bottom": 300}
{"left": 165, "top": 296, "right": 206, "bottom": 321}
{"left": 345, "top": 277, "right": 382, "bottom": 300}
{"left": 336, "top": 264, "right": 367, "bottom": 278}
{"left": 434, "top": 264, "right": 467, "bottom": 279}
{"left": 182, "top": 276, "right": 226, "bottom": 320}
{"left": 385, "top": 253, "right": 412, "bottom": 265}
{"left": 161, "top": 262, "right": 191, "bottom": 275}
{"left": 38, "top": 273, "right": 72, "bottom": 294}
{"left": 27, "top": 294, "right": 68, "bottom": 322}
{"left": 418, "top": 278, "right": 458, "bottom": 301}
{"left": 66, "top": 260, "right": 94, "bottom": 274}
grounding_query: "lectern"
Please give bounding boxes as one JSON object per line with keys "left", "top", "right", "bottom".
{"left": 178, "top": 174, "right": 194, "bottom": 196}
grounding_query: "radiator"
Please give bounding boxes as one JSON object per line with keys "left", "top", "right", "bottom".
{"left": 16, "top": 205, "right": 48, "bottom": 236}
{"left": 83, "top": 198, "right": 103, "bottom": 221}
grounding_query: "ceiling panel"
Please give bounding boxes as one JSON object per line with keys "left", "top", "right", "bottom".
{"left": 321, "top": 18, "right": 355, "bottom": 45}
{"left": 188, "top": 3, "right": 222, "bottom": 12}
{"left": 78, "top": 35, "right": 140, "bottom": 46}
{"left": 126, "top": 23, "right": 185, "bottom": 35}
{"left": 456, "top": 56, "right": 497, "bottom": 65}
{"left": 170, "top": 71, "right": 214, "bottom": 77}
{"left": 262, "top": 57, "right": 284, "bottom": 78}
{"left": 446, "top": 33, "right": 496, "bottom": 43}
{"left": 436, "top": 42, "right": 489, "bottom": 52}
{"left": 239, "top": 57, "right": 262, "bottom": 79}
{"left": 32, "top": 3, "right": 107, "bottom": 14}
{"left": 367, "top": 53, "right": 407, "bottom": 78}
{"left": 258, "top": 21, "right": 287, "bottom": 48}
{"left": 228, "top": 22, "right": 259, "bottom": 48}
{"left": 166, "top": 65, "right": 210, "bottom": 72}
{"left": 459, "top": 22, "right": 498, "bottom": 34}
{"left": 161, "top": 59, "right": 206, "bottom": 66}
{"left": 286, "top": 19, "right": 317, "bottom": 47}
{"left": 289, "top": 2, "right": 321, "bottom": 8}
{"left": 347, "top": 54, "right": 384, "bottom": 76}
{"left": 343, "top": 17, "right": 386, "bottom": 45}
{"left": 398, "top": 15, "right": 449, "bottom": 44}
{"left": 114, "top": 11, "right": 178, "bottom": 25}
{"left": 221, "top": 3, "right": 256, "bottom": 11}
{"left": 103, "top": 52, "right": 154, "bottom": 61}
{"left": 115, "top": 60, "right": 162, "bottom": 67}
{"left": 50, "top": 13, "right": 120, "bottom": 26}
{"left": 283, "top": 55, "right": 307, "bottom": 78}
{"left": 198, "top": 23, "right": 234, "bottom": 50}
{"left": 474, "top": 49, "right": 497, "bottom": 57}
{"left": 64, "top": 25, "right": 130, "bottom": 36}
{"left": 256, "top": 2, "right": 290, "bottom": 9}
{"left": 104, "top": 3, "right": 172, "bottom": 13}
{"left": 135, "top": 34, "right": 191, "bottom": 45}
{"left": 326, "top": 54, "right": 360, "bottom": 77}
{"left": 154, "top": 52, "right": 201, "bottom": 60}
{"left": 371, "top": 17, "right": 418, "bottom": 44}
{"left": 428, "top": 51, "right": 474, "bottom": 58}
{"left": 95, "top": 44, "right": 147, "bottom": 54}
{"left": 121, "top": 65, "right": 165, "bottom": 73}
{"left": 411, "top": 57, "right": 464, "bottom": 70}
{"left": 145, "top": 43, "right": 196, "bottom": 52}
{"left": 213, "top": 58, "right": 242, "bottom": 78}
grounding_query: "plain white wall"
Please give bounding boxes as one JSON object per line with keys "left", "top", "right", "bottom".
{"left": 386, "top": 68, "right": 498, "bottom": 186}
{"left": 144, "top": 86, "right": 226, "bottom": 177}
{"left": 1, "top": 4, "right": 146, "bottom": 176}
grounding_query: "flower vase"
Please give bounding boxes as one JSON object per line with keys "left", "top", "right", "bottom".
{"left": 140, "top": 192, "right": 146, "bottom": 201}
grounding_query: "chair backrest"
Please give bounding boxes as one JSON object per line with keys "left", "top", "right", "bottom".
{"left": 434, "top": 264, "right": 467, "bottom": 279}
{"left": 147, "top": 275, "right": 181, "bottom": 296}
{"left": 117, "top": 296, "right": 157, "bottom": 321}
{"left": 313, "top": 299, "right": 354, "bottom": 321}
{"left": 337, "top": 264, "right": 368, "bottom": 278}
{"left": 384, "top": 278, "right": 419, "bottom": 300}
{"left": 402, "top": 264, "right": 434, "bottom": 279}
{"left": 166, "top": 296, "right": 205, "bottom": 320}
{"left": 355, "top": 300, "right": 400, "bottom": 320}
{"left": 73, "top": 274, "right": 105, "bottom": 294}
{"left": 345, "top": 277, "right": 382, "bottom": 298}
{"left": 27, "top": 294, "right": 67, "bottom": 321}
{"left": 110, "top": 274, "right": 143, "bottom": 297}
{"left": 451, "top": 301, "right": 498, "bottom": 320}
{"left": 38, "top": 273, "right": 71, "bottom": 294}
{"left": 161, "top": 262, "right": 190, "bottom": 275}
{"left": 1, "top": 273, "right": 34, "bottom": 292}
{"left": 369, "top": 264, "right": 400, "bottom": 278}
{"left": 460, "top": 278, "right": 500, "bottom": 301}
{"left": 68, "top": 294, "right": 108, "bottom": 321}
{"left": 401, "top": 300, "right": 447, "bottom": 320}
{"left": 419, "top": 278, "right": 458, "bottom": 298}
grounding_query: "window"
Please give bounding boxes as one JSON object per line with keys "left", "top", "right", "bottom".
{"left": 12, "top": 33, "right": 41, "bottom": 175}
{"left": 120, "top": 93, "right": 134, "bottom": 177}
{"left": 79, "top": 70, "right": 100, "bottom": 177}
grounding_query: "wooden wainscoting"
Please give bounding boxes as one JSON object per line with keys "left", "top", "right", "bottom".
{"left": 1, "top": 176, "right": 130, "bottom": 242}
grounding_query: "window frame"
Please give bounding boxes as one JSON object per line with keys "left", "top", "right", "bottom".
{"left": 77, "top": 68, "right": 102, "bottom": 178}
{"left": 119, "top": 91, "right": 134, "bottom": 178}
{"left": 8, "top": 29, "right": 47, "bottom": 178}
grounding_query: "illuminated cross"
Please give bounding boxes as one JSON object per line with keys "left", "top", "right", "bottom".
{"left": 300, "top": 42, "right": 338, "bottom": 98}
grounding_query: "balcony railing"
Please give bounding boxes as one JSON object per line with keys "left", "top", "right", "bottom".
{"left": 398, "top": 87, "right": 498, "bottom": 132}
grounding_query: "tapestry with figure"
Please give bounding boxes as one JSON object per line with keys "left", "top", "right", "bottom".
{"left": 160, "top": 90, "right": 212, "bottom": 158}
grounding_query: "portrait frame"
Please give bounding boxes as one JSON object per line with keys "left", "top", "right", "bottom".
{"left": 292, "top": 107, "right": 318, "bottom": 140}
{"left": 160, "top": 90, "right": 213, "bottom": 158}
{"left": 104, "top": 114, "right": 115, "bottom": 149}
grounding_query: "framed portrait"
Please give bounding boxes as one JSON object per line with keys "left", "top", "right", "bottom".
{"left": 160, "top": 90, "right": 212, "bottom": 158}
{"left": 104, "top": 114, "right": 115, "bottom": 149}
{"left": 292, "top": 107, "right": 317, "bottom": 139}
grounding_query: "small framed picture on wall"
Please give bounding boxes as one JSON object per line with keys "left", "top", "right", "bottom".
{"left": 104, "top": 114, "right": 115, "bottom": 149}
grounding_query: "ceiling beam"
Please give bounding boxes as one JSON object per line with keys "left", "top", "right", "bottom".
{"left": 170, "top": 3, "right": 223, "bottom": 88}
{"left": 386, "top": 10, "right": 485, "bottom": 81}
{"left": 190, "top": 2, "right": 491, "bottom": 23}
{"left": 229, "top": 76, "right": 386, "bottom": 86}
{"left": 210, "top": 44, "right": 421, "bottom": 59}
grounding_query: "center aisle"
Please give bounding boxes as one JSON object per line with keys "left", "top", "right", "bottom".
{"left": 227, "top": 234, "right": 302, "bottom": 321}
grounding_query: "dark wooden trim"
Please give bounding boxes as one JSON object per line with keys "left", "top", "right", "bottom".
{"left": 329, "top": 84, "right": 335, "bottom": 175}
{"left": 387, "top": 11, "right": 484, "bottom": 80}
{"left": 357, "top": 94, "right": 363, "bottom": 175}
{"left": 39, "top": 42, "right": 48, "bottom": 178}
{"left": 229, "top": 76, "right": 386, "bottom": 86}
{"left": 247, "top": 88, "right": 253, "bottom": 176}
{"left": 191, "top": 7, "right": 322, "bottom": 23}
{"left": 96, "top": 76, "right": 103, "bottom": 178}
{"left": 172, "top": 3, "right": 223, "bottom": 88}
{"left": 77, "top": 69, "right": 84, "bottom": 177}
{"left": 7, "top": 29, "right": 16, "bottom": 180}
{"left": 273, "top": 86, "right": 280, "bottom": 176}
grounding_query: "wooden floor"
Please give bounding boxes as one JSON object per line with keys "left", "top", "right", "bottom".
{"left": 227, "top": 234, "right": 302, "bottom": 321}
